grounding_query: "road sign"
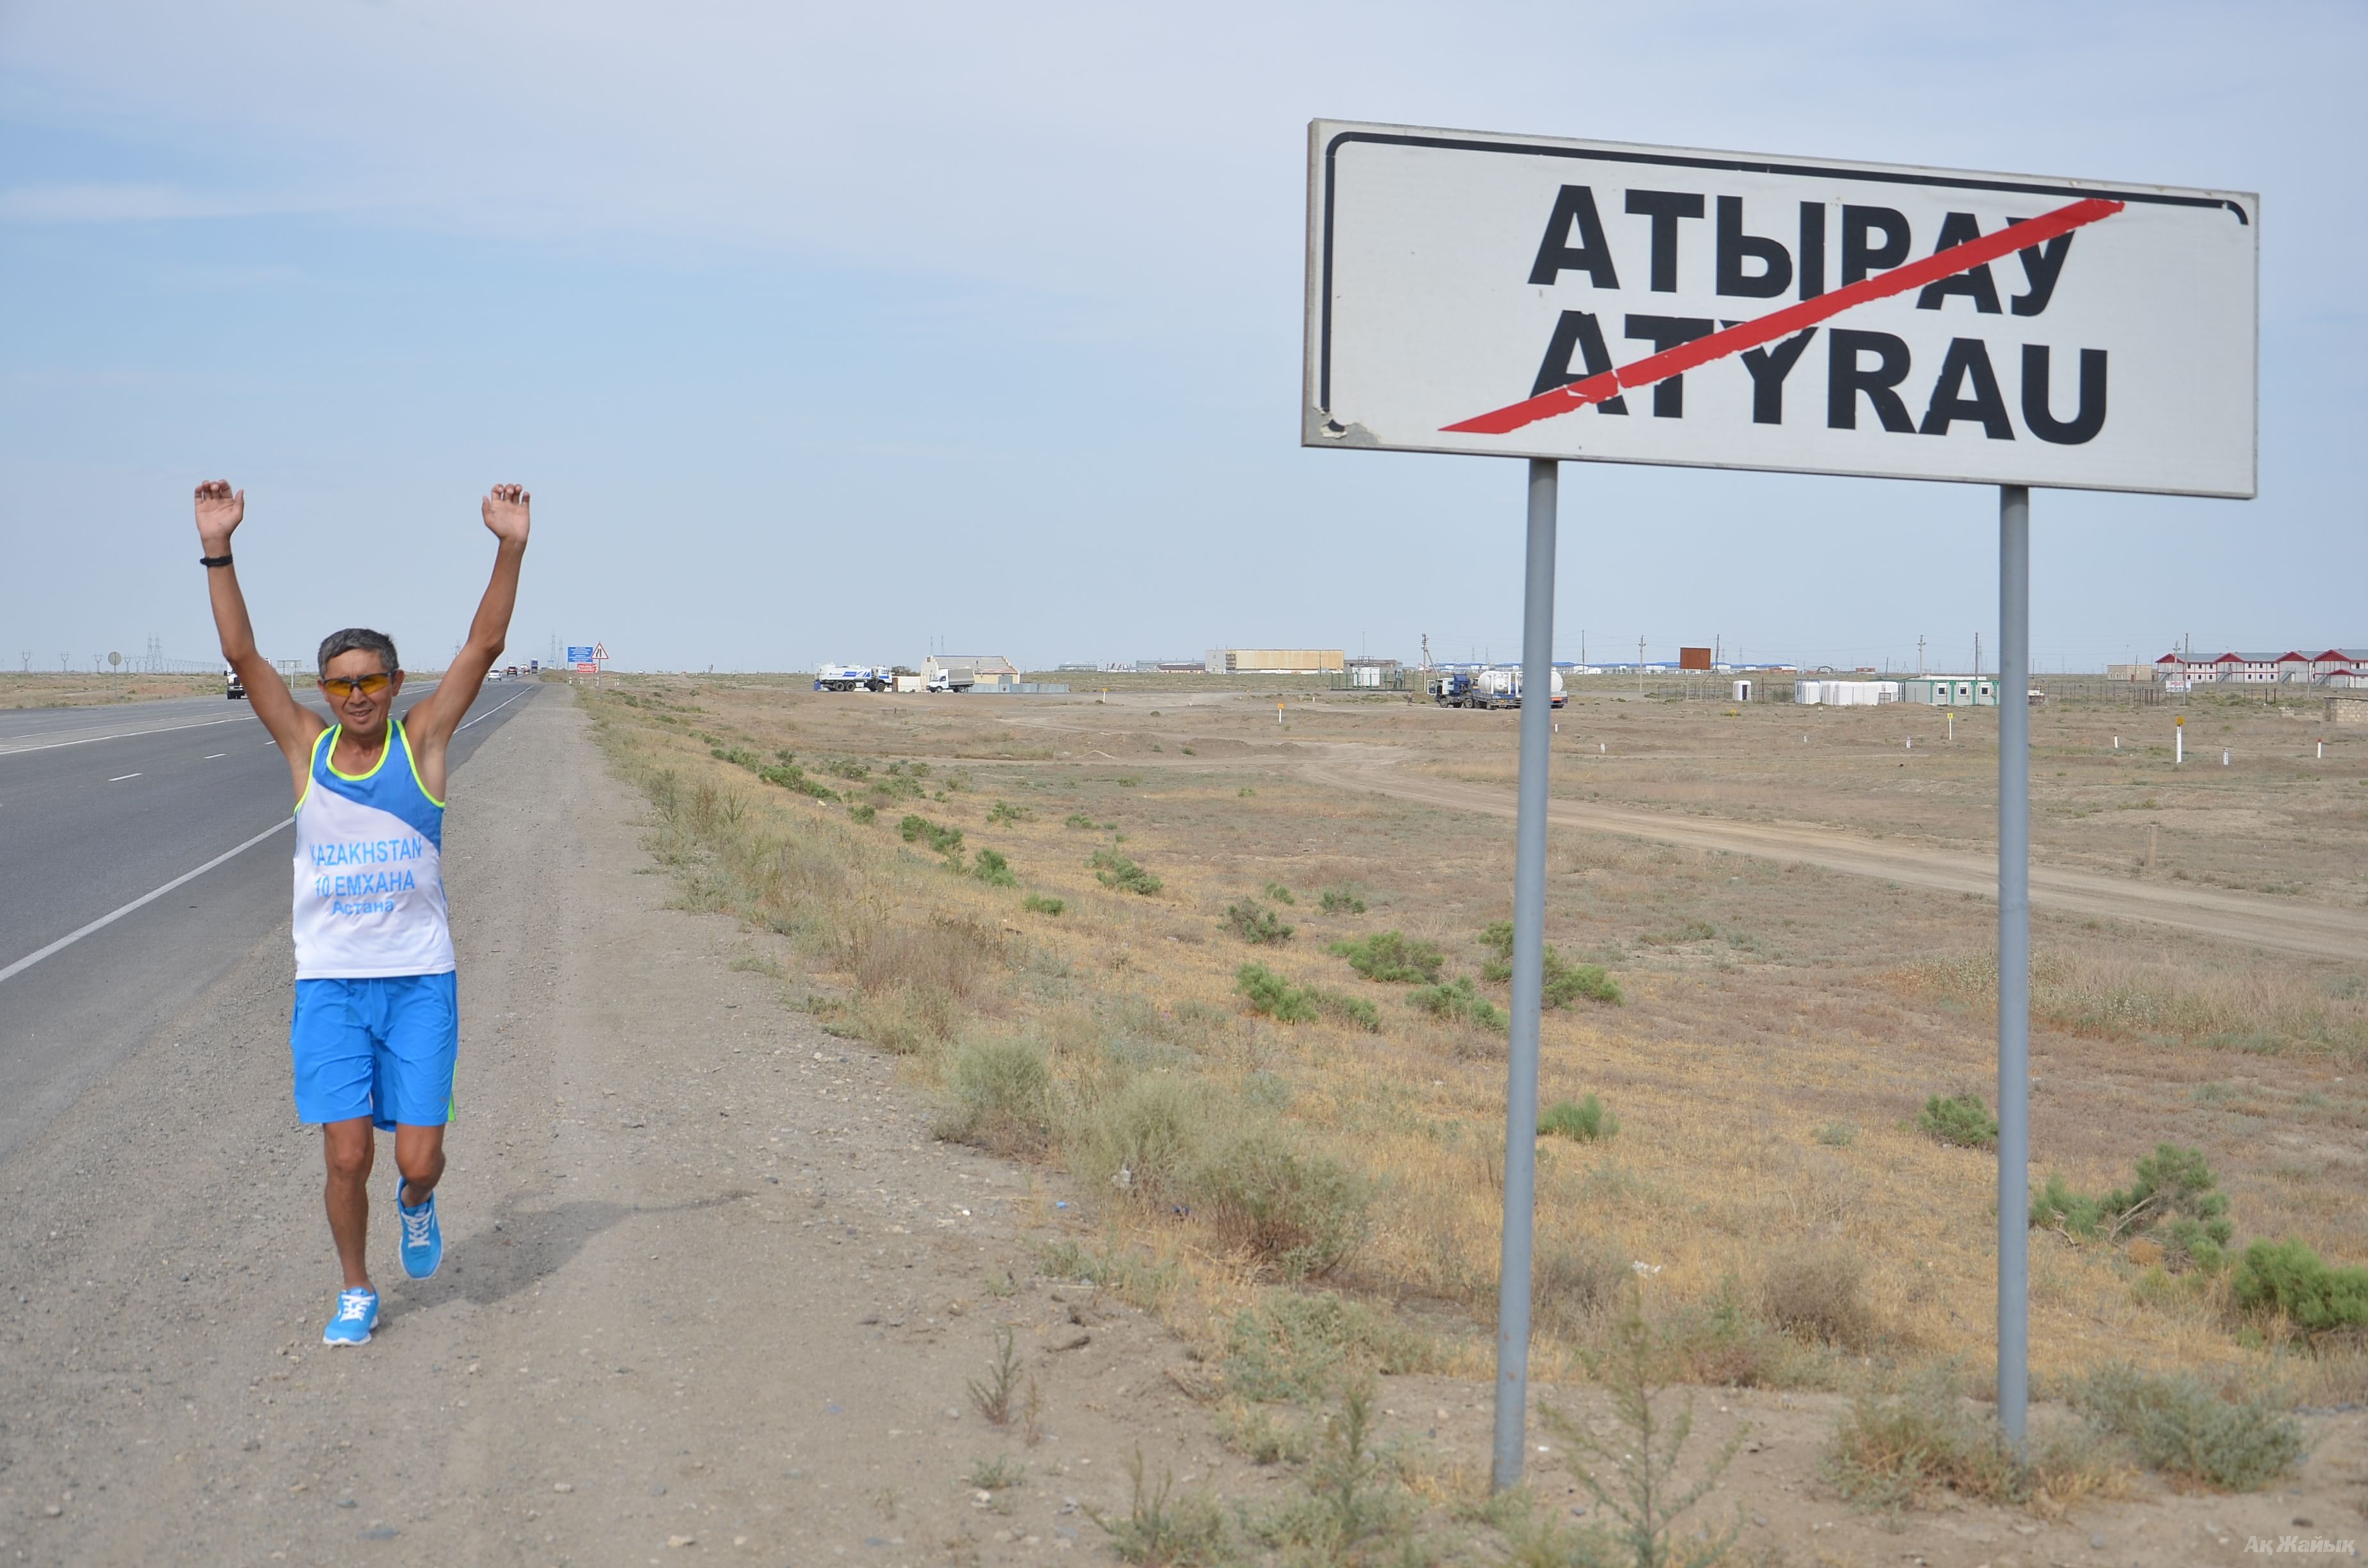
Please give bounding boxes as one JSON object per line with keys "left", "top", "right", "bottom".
{"left": 593, "top": 642, "right": 609, "bottom": 662}
{"left": 1304, "top": 121, "right": 2256, "bottom": 496}
{"left": 572, "top": 662, "right": 597, "bottom": 674}
{"left": 566, "top": 646, "right": 594, "bottom": 664}
{"left": 1301, "top": 118, "right": 2258, "bottom": 1491}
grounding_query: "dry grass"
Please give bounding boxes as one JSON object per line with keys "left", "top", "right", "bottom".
{"left": 0, "top": 671, "right": 231, "bottom": 708}
{"left": 580, "top": 673, "right": 2368, "bottom": 1433}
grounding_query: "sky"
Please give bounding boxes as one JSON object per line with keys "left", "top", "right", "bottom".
{"left": 3, "top": 1, "right": 2361, "bottom": 675}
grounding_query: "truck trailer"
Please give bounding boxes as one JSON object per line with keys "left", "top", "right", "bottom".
{"left": 1427, "top": 667, "right": 1565, "bottom": 710}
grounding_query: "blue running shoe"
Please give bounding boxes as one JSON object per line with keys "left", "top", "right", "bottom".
{"left": 397, "top": 1182, "right": 443, "bottom": 1280}
{"left": 324, "top": 1287, "right": 379, "bottom": 1346}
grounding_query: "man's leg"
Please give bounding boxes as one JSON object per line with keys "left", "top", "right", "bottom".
{"left": 393, "top": 1122, "right": 447, "bottom": 1207}
{"left": 322, "top": 1117, "right": 376, "bottom": 1291}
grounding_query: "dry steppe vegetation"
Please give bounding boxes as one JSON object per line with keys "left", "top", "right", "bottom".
{"left": 580, "top": 671, "right": 2367, "bottom": 1560}
{"left": 0, "top": 671, "right": 227, "bottom": 708}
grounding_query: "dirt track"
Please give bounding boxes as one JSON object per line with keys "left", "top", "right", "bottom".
{"left": 976, "top": 695, "right": 2368, "bottom": 961}
{"left": 1295, "top": 744, "right": 2368, "bottom": 963}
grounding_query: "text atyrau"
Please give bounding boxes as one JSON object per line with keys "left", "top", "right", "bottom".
{"left": 1524, "top": 186, "right": 2105, "bottom": 443}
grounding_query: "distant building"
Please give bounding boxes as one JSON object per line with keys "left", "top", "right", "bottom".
{"left": 1204, "top": 648, "right": 1347, "bottom": 674}
{"left": 1902, "top": 676, "right": 1998, "bottom": 706}
{"left": 2151, "top": 648, "right": 2368, "bottom": 685}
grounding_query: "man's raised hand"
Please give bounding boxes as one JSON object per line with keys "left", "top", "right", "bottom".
{"left": 194, "top": 480, "right": 244, "bottom": 551}
{"left": 481, "top": 483, "right": 531, "bottom": 546}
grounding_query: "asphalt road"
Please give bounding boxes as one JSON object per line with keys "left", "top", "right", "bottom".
{"left": 0, "top": 681, "right": 540, "bottom": 1161}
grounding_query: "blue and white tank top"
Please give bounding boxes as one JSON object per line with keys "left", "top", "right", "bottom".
{"left": 292, "top": 721, "right": 455, "bottom": 979}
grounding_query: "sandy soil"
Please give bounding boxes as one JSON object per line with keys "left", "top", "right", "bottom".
{"left": 4, "top": 690, "right": 2360, "bottom": 1567}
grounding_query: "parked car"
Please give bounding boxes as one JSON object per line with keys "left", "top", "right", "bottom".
{"left": 226, "top": 666, "right": 246, "bottom": 701}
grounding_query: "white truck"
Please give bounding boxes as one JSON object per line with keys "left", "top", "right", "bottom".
{"left": 813, "top": 664, "right": 891, "bottom": 693}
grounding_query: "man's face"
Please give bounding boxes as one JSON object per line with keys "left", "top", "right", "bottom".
{"left": 319, "top": 651, "right": 404, "bottom": 736}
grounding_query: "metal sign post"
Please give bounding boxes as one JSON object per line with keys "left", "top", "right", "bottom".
{"left": 1490, "top": 457, "right": 1557, "bottom": 1489}
{"left": 1996, "top": 485, "right": 2032, "bottom": 1450}
{"left": 1302, "top": 118, "right": 2257, "bottom": 1485}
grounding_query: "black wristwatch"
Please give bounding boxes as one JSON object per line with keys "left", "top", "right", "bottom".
{"left": 199, "top": 553, "right": 234, "bottom": 568}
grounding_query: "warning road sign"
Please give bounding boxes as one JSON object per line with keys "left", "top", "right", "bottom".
{"left": 1304, "top": 121, "right": 2256, "bottom": 497}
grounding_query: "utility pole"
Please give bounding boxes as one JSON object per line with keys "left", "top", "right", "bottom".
{"left": 1975, "top": 632, "right": 1982, "bottom": 675}
{"left": 1918, "top": 634, "right": 1926, "bottom": 674}
{"left": 1637, "top": 636, "right": 1646, "bottom": 694}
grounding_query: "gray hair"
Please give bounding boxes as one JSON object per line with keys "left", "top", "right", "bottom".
{"left": 317, "top": 628, "right": 399, "bottom": 679}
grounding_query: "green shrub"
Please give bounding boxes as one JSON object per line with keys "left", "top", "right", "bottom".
{"left": 1476, "top": 922, "right": 1623, "bottom": 1005}
{"left": 821, "top": 756, "right": 869, "bottom": 781}
{"left": 1263, "top": 881, "right": 1296, "bottom": 905}
{"left": 1639, "top": 919, "right": 1718, "bottom": 946}
{"left": 846, "top": 803, "right": 877, "bottom": 824}
{"left": 1918, "top": 1092, "right": 1998, "bottom": 1148}
{"left": 755, "top": 761, "right": 839, "bottom": 801}
{"left": 969, "top": 847, "right": 1018, "bottom": 887}
{"left": 986, "top": 799, "right": 1034, "bottom": 824}
{"left": 2074, "top": 1364, "right": 2303, "bottom": 1491}
{"left": 1815, "top": 1120, "right": 1858, "bottom": 1147}
{"left": 1063, "top": 812, "right": 1096, "bottom": 829}
{"left": 1224, "top": 901, "right": 1294, "bottom": 945}
{"left": 898, "top": 813, "right": 964, "bottom": 854}
{"left": 937, "top": 1037, "right": 1055, "bottom": 1157}
{"left": 1327, "top": 930, "right": 1443, "bottom": 984}
{"left": 1090, "top": 849, "right": 1162, "bottom": 895}
{"left": 1539, "top": 1095, "right": 1618, "bottom": 1143}
{"left": 2231, "top": 1237, "right": 2368, "bottom": 1336}
{"left": 1408, "top": 976, "right": 1507, "bottom": 1031}
{"left": 1542, "top": 956, "right": 1624, "bottom": 1008}
{"left": 1238, "top": 962, "right": 1318, "bottom": 1023}
{"left": 2031, "top": 1144, "right": 2232, "bottom": 1270}
{"left": 1233, "top": 963, "right": 1379, "bottom": 1033}
{"left": 1194, "top": 1122, "right": 1369, "bottom": 1280}
{"left": 1318, "top": 886, "right": 1367, "bottom": 915}
{"left": 1021, "top": 893, "right": 1064, "bottom": 916}
{"left": 1313, "top": 991, "right": 1381, "bottom": 1033}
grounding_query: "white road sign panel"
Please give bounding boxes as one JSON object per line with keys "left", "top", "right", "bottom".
{"left": 1304, "top": 121, "right": 2257, "bottom": 497}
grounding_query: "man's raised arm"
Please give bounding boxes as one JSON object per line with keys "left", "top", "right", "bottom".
{"left": 195, "top": 480, "right": 322, "bottom": 765}
{"left": 406, "top": 484, "right": 530, "bottom": 762}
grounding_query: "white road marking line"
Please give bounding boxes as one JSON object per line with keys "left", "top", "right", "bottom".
{"left": 0, "top": 817, "right": 295, "bottom": 986}
{"left": 0, "top": 687, "right": 527, "bottom": 990}
{"left": 106, "top": 773, "right": 142, "bottom": 782}
{"left": 203, "top": 753, "right": 227, "bottom": 760}
{"left": 457, "top": 690, "right": 526, "bottom": 731}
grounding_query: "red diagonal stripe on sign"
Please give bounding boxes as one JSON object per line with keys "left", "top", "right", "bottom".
{"left": 1440, "top": 195, "right": 2123, "bottom": 436}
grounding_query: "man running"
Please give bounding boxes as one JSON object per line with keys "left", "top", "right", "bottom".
{"left": 196, "top": 478, "right": 530, "bottom": 1345}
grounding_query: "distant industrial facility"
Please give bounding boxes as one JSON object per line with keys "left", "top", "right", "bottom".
{"left": 1205, "top": 648, "right": 1346, "bottom": 674}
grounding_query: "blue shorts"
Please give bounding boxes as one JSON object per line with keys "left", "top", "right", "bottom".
{"left": 289, "top": 972, "right": 459, "bottom": 1130}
